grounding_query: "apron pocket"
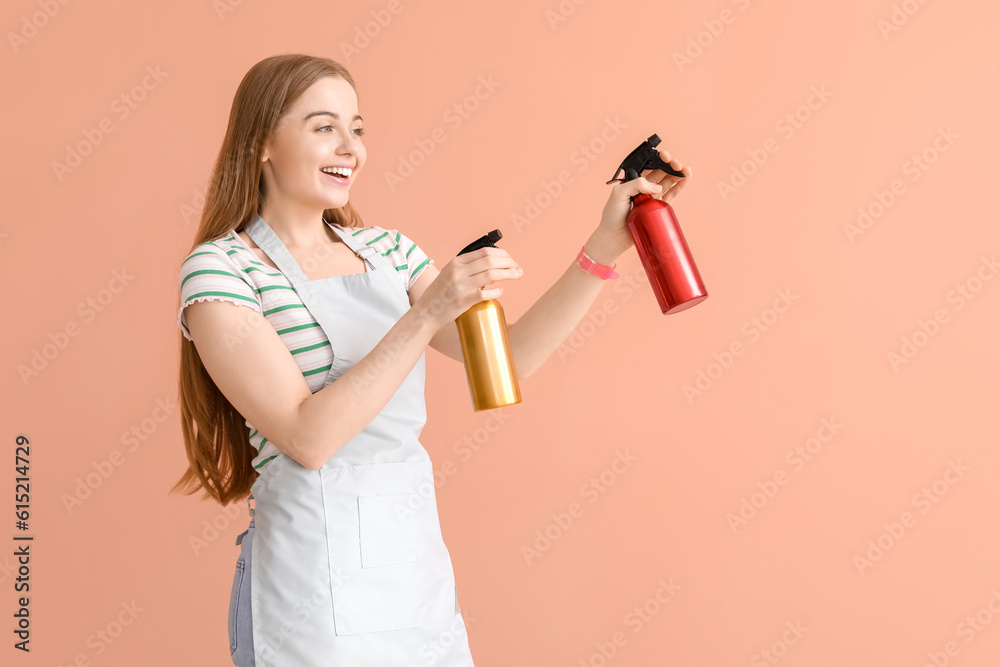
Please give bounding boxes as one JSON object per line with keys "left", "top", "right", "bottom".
{"left": 358, "top": 493, "right": 421, "bottom": 567}
{"left": 321, "top": 462, "right": 457, "bottom": 636}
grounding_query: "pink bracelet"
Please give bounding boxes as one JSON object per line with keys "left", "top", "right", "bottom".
{"left": 575, "top": 245, "right": 619, "bottom": 280}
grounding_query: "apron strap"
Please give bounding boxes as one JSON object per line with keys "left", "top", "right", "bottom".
{"left": 245, "top": 214, "right": 382, "bottom": 285}
{"left": 328, "top": 222, "right": 382, "bottom": 270}
{"left": 235, "top": 492, "right": 255, "bottom": 546}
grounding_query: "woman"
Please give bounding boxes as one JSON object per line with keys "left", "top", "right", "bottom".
{"left": 171, "top": 53, "right": 691, "bottom": 666}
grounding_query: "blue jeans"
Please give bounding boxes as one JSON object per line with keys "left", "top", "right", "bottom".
{"left": 230, "top": 518, "right": 255, "bottom": 665}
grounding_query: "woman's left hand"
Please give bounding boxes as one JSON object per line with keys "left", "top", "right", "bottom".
{"left": 594, "top": 148, "right": 693, "bottom": 257}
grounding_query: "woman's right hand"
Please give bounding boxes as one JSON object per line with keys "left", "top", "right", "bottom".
{"left": 413, "top": 246, "right": 523, "bottom": 329}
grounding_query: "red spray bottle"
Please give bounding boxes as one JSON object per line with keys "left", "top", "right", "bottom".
{"left": 607, "top": 134, "right": 708, "bottom": 314}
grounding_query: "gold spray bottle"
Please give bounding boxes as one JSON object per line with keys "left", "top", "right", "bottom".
{"left": 454, "top": 229, "right": 522, "bottom": 411}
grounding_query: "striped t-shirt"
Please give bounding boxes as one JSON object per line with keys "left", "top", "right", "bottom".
{"left": 177, "top": 223, "right": 434, "bottom": 471}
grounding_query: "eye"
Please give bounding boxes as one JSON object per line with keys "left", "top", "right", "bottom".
{"left": 316, "top": 126, "right": 364, "bottom": 137}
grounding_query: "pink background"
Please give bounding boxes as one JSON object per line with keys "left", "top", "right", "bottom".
{"left": 3, "top": 0, "right": 999, "bottom": 665}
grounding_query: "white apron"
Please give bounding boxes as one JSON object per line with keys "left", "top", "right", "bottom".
{"left": 232, "top": 214, "right": 475, "bottom": 666}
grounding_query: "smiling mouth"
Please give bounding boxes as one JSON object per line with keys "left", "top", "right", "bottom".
{"left": 320, "top": 169, "right": 351, "bottom": 185}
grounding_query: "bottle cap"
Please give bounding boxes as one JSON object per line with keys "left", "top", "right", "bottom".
{"left": 458, "top": 230, "right": 504, "bottom": 291}
{"left": 457, "top": 229, "right": 502, "bottom": 256}
{"left": 607, "top": 134, "right": 685, "bottom": 185}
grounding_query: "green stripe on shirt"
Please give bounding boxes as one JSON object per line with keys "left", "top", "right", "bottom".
{"left": 410, "top": 257, "right": 430, "bottom": 279}
{"left": 185, "top": 290, "right": 259, "bottom": 305}
{"left": 180, "top": 268, "right": 245, "bottom": 289}
{"left": 180, "top": 225, "right": 433, "bottom": 474}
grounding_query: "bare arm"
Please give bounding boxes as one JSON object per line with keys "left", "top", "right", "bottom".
{"left": 294, "top": 303, "right": 438, "bottom": 468}
{"left": 407, "top": 265, "right": 465, "bottom": 364}
{"left": 506, "top": 148, "right": 692, "bottom": 378}
{"left": 506, "top": 227, "right": 623, "bottom": 380}
{"left": 185, "top": 298, "right": 438, "bottom": 470}
{"left": 406, "top": 229, "right": 621, "bottom": 378}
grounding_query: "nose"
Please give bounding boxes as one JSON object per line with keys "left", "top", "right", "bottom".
{"left": 342, "top": 128, "right": 362, "bottom": 148}
{"left": 336, "top": 135, "right": 359, "bottom": 159}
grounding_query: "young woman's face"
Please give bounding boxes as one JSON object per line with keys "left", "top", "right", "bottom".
{"left": 260, "top": 76, "right": 366, "bottom": 214}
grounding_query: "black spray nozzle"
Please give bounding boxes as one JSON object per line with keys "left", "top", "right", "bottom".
{"left": 606, "top": 133, "right": 685, "bottom": 184}
{"left": 458, "top": 229, "right": 502, "bottom": 256}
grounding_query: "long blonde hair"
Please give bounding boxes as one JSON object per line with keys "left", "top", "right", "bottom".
{"left": 170, "top": 54, "right": 364, "bottom": 506}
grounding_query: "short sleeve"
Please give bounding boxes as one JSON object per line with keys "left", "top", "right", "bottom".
{"left": 392, "top": 229, "right": 434, "bottom": 293}
{"left": 177, "top": 243, "right": 263, "bottom": 342}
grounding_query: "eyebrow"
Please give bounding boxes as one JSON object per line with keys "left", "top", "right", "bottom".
{"left": 303, "top": 111, "right": 363, "bottom": 123}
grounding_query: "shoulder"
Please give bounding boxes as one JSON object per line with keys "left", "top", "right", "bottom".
{"left": 346, "top": 225, "right": 426, "bottom": 259}
{"left": 179, "top": 233, "right": 259, "bottom": 299}
{"left": 180, "top": 232, "right": 254, "bottom": 277}
{"left": 340, "top": 224, "right": 396, "bottom": 249}
{"left": 344, "top": 224, "right": 434, "bottom": 292}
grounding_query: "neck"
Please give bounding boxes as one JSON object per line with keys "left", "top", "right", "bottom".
{"left": 259, "top": 199, "right": 336, "bottom": 248}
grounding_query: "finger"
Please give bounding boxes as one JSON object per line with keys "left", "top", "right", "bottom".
{"left": 663, "top": 175, "right": 690, "bottom": 202}
{"left": 468, "top": 255, "right": 521, "bottom": 280}
{"left": 615, "top": 176, "right": 662, "bottom": 200}
{"left": 642, "top": 165, "right": 683, "bottom": 183}
{"left": 459, "top": 246, "right": 505, "bottom": 264}
{"left": 481, "top": 286, "right": 504, "bottom": 301}
{"left": 641, "top": 149, "right": 685, "bottom": 181}
{"left": 656, "top": 164, "right": 692, "bottom": 184}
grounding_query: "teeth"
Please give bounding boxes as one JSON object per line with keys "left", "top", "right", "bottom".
{"left": 321, "top": 166, "right": 352, "bottom": 177}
